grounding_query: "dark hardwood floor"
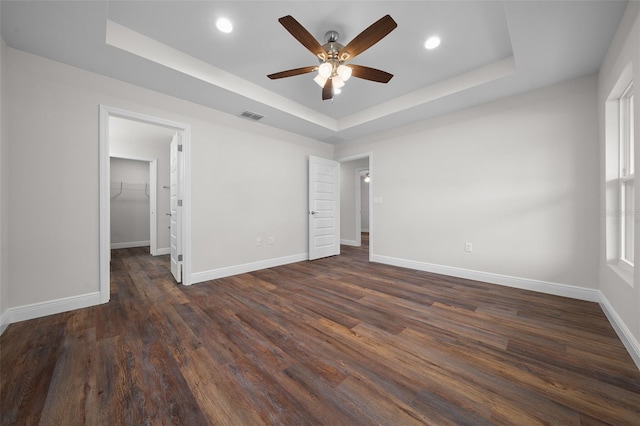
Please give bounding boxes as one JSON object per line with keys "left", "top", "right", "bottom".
{"left": 2, "top": 233, "right": 640, "bottom": 425}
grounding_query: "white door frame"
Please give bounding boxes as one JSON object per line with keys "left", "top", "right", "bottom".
{"left": 337, "top": 152, "right": 373, "bottom": 261}
{"left": 99, "top": 105, "right": 192, "bottom": 303}
{"left": 109, "top": 154, "right": 158, "bottom": 255}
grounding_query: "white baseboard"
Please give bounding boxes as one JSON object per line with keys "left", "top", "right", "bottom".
{"left": 371, "top": 255, "right": 600, "bottom": 302}
{"left": 1, "top": 292, "right": 102, "bottom": 334}
{"left": 340, "top": 239, "right": 359, "bottom": 247}
{"left": 598, "top": 292, "right": 640, "bottom": 369}
{"left": 361, "top": 229, "right": 369, "bottom": 233}
{"left": 190, "top": 253, "right": 308, "bottom": 285}
{"left": 111, "top": 240, "right": 150, "bottom": 249}
{"left": 155, "top": 247, "right": 170, "bottom": 256}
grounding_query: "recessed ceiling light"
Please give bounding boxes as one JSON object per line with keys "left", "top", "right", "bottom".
{"left": 216, "top": 17, "right": 233, "bottom": 33}
{"left": 424, "top": 36, "right": 441, "bottom": 50}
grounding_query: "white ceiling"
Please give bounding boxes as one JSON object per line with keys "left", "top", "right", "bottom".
{"left": 0, "top": 1, "right": 628, "bottom": 143}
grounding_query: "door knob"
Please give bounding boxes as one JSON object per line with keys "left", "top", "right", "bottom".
{"left": 310, "top": 211, "right": 318, "bottom": 215}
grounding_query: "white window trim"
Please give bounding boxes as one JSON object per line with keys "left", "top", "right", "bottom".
{"left": 619, "top": 83, "right": 634, "bottom": 269}
{"left": 605, "top": 67, "right": 634, "bottom": 287}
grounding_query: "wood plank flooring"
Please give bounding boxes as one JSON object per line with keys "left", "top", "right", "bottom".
{"left": 2, "top": 234, "right": 640, "bottom": 425}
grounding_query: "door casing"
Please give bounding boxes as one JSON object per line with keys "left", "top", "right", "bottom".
{"left": 99, "top": 105, "right": 192, "bottom": 304}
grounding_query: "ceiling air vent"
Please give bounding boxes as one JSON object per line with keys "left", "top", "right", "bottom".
{"left": 240, "top": 110, "right": 264, "bottom": 121}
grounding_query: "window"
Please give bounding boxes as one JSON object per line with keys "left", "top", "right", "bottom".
{"left": 619, "top": 83, "right": 634, "bottom": 267}
{"left": 605, "top": 68, "right": 635, "bottom": 284}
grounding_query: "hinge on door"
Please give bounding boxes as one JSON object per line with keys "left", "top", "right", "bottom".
{"left": 178, "top": 144, "right": 183, "bottom": 152}
{"left": 178, "top": 254, "right": 183, "bottom": 262}
{"left": 178, "top": 199, "right": 183, "bottom": 207}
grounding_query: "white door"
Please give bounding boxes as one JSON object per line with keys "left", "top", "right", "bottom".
{"left": 309, "top": 156, "right": 340, "bottom": 260}
{"left": 169, "top": 134, "right": 183, "bottom": 283}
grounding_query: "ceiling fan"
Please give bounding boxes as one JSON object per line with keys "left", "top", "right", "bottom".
{"left": 267, "top": 15, "right": 397, "bottom": 101}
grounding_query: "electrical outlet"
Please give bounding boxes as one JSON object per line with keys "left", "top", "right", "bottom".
{"left": 465, "top": 242, "right": 473, "bottom": 252}
{"left": 268, "top": 236, "right": 275, "bottom": 245}
{"left": 256, "top": 237, "right": 263, "bottom": 246}
{"left": 374, "top": 197, "right": 383, "bottom": 205}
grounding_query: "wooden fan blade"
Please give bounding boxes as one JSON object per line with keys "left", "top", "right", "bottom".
{"left": 350, "top": 65, "right": 393, "bottom": 83}
{"left": 278, "top": 15, "right": 326, "bottom": 59}
{"left": 267, "top": 66, "right": 318, "bottom": 80}
{"left": 339, "top": 15, "right": 397, "bottom": 61}
{"left": 322, "top": 78, "right": 333, "bottom": 100}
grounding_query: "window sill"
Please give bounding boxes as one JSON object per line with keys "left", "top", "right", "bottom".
{"left": 608, "top": 262, "right": 634, "bottom": 287}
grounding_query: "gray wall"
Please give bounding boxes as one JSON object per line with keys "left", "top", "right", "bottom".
{"left": 110, "top": 158, "right": 150, "bottom": 247}
{"left": 0, "top": 36, "right": 7, "bottom": 328}
{"left": 337, "top": 74, "right": 599, "bottom": 290}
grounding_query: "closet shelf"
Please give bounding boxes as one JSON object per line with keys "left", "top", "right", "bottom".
{"left": 110, "top": 181, "right": 150, "bottom": 198}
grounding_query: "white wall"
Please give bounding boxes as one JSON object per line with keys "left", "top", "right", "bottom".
{"left": 190, "top": 123, "right": 332, "bottom": 278}
{"left": 0, "top": 34, "right": 8, "bottom": 330}
{"left": 110, "top": 158, "right": 150, "bottom": 247}
{"left": 598, "top": 2, "right": 640, "bottom": 360}
{"left": 336, "top": 74, "right": 600, "bottom": 292}
{"left": 340, "top": 158, "right": 368, "bottom": 244}
{"left": 4, "top": 47, "right": 332, "bottom": 312}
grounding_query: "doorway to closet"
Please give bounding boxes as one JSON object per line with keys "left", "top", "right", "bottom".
{"left": 99, "top": 106, "right": 192, "bottom": 304}
{"left": 110, "top": 157, "right": 157, "bottom": 252}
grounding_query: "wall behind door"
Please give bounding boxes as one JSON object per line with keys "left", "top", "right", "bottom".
{"left": 110, "top": 158, "right": 150, "bottom": 248}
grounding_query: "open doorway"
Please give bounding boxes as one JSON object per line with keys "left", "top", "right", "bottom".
{"left": 110, "top": 157, "right": 156, "bottom": 252}
{"left": 338, "top": 153, "right": 373, "bottom": 260}
{"left": 109, "top": 117, "right": 174, "bottom": 256}
{"left": 99, "top": 106, "right": 192, "bottom": 304}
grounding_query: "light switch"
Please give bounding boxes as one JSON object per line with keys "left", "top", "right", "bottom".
{"left": 374, "top": 197, "right": 383, "bottom": 205}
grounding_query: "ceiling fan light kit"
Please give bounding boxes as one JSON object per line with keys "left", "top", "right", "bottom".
{"left": 267, "top": 14, "right": 397, "bottom": 101}
{"left": 337, "top": 64, "right": 352, "bottom": 81}
{"left": 318, "top": 62, "right": 333, "bottom": 78}
{"left": 313, "top": 74, "right": 328, "bottom": 87}
{"left": 332, "top": 76, "right": 346, "bottom": 89}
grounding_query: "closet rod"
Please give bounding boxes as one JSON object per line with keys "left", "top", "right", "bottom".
{"left": 110, "top": 181, "right": 150, "bottom": 199}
